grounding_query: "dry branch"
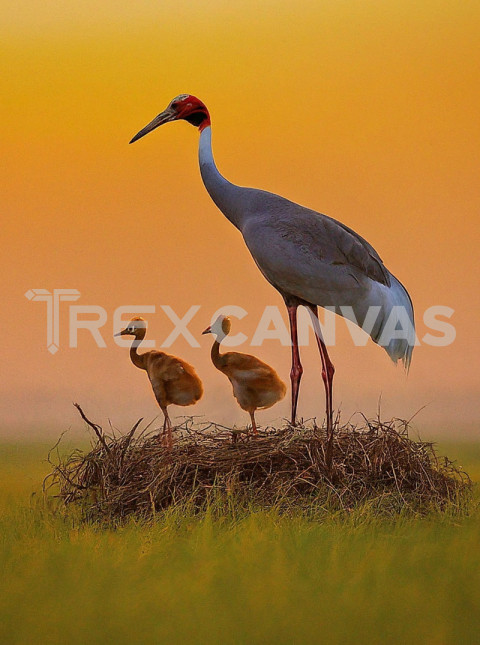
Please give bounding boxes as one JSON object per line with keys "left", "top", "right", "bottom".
{"left": 73, "top": 403, "right": 111, "bottom": 456}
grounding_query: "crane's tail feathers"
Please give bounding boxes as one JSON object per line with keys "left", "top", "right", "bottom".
{"left": 373, "top": 275, "right": 416, "bottom": 373}
{"left": 403, "top": 342, "right": 414, "bottom": 373}
{"left": 385, "top": 336, "right": 414, "bottom": 373}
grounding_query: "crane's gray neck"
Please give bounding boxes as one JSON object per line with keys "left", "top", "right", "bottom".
{"left": 199, "top": 126, "right": 248, "bottom": 231}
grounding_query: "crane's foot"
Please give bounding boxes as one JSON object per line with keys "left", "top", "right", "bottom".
{"left": 249, "top": 412, "right": 258, "bottom": 438}
{"left": 158, "top": 428, "right": 173, "bottom": 451}
{"left": 165, "top": 422, "right": 174, "bottom": 452}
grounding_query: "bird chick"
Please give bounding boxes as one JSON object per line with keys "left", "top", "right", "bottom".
{"left": 202, "top": 315, "right": 286, "bottom": 435}
{"left": 115, "top": 317, "right": 203, "bottom": 448}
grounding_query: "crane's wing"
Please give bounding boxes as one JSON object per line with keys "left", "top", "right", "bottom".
{"left": 222, "top": 352, "right": 274, "bottom": 376}
{"left": 246, "top": 191, "right": 391, "bottom": 287}
{"left": 145, "top": 353, "right": 186, "bottom": 383}
{"left": 321, "top": 214, "right": 390, "bottom": 286}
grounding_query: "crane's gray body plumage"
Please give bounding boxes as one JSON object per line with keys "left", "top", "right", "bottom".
{"left": 199, "top": 127, "right": 415, "bottom": 368}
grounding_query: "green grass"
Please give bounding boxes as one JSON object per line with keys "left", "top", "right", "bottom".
{"left": 0, "top": 441, "right": 479, "bottom": 645}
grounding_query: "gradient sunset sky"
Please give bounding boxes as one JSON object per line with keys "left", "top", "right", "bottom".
{"left": 3, "top": 0, "right": 479, "bottom": 438}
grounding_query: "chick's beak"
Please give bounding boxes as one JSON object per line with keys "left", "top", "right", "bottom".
{"left": 202, "top": 326, "right": 212, "bottom": 335}
{"left": 129, "top": 108, "right": 176, "bottom": 144}
{"left": 114, "top": 329, "right": 127, "bottom": 337}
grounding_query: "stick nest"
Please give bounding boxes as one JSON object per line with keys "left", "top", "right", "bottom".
{"left": 45, "top": 406, "right": 472, "bottom": 521}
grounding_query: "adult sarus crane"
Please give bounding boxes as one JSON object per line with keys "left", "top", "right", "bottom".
{"left": 130, "top": 95, "right": 415, "bottom": 445}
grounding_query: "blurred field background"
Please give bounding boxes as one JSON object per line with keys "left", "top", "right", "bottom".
{"left": 1, "top": 439, "right": 479, "bottom": 644}
{"left": 2, "top": 1, "right": 479, "bottom": 641}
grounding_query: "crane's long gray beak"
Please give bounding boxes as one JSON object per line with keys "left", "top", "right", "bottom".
{"left": 129, "top": 109, "right": 175, "bottom": 144}
{"left": 114, "top": 330, "right": 126, "bottom": 337}
{"left": 202, "top": 326, "right": 212, "bottom": 335}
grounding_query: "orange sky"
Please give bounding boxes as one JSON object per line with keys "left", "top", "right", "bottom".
{"left": 2, "top": 0, "right": 480, "bottom": 439}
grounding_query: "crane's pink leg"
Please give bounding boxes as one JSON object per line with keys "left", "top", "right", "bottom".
{"left": 249, "top": 411, "right": 258, "bottom": 436}
{"left": 161, "top": 408, "right": 173, "bottom": 450}
{"left": 161, "top": 413, "right": 167, "bottom": 444}
{"left": 308, "top": 305, "right": 335, "bottom": 467}
{"left": 286, "top": 305, "right": 303, "bottom": 426}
